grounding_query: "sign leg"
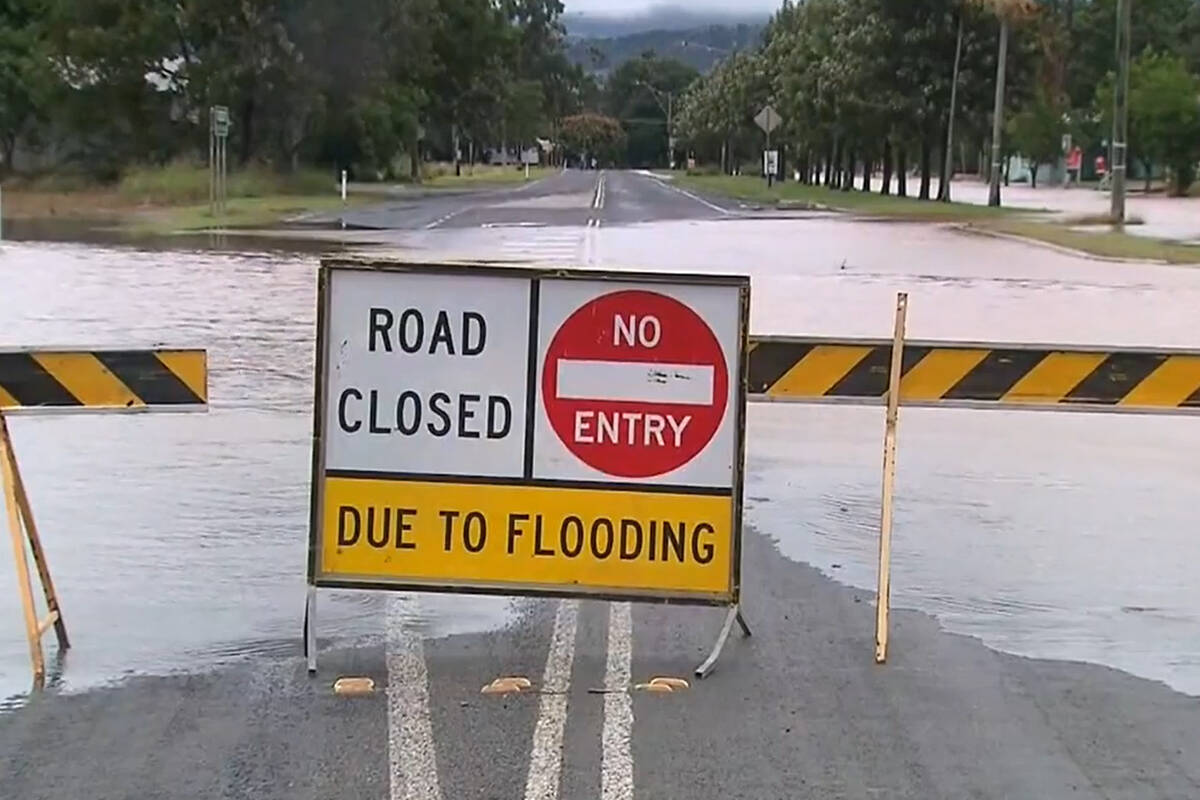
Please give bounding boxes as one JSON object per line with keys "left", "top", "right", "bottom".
{"left": 305, "top": 586, "right": 318, "bottom": 674}
{"left": 695, "top": 604, "right": 748, "bottom": 679}
{"left": 735, "top": 607, "right": 752, "bottom": 638}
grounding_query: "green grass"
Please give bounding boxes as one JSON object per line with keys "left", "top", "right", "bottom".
{"left": 677, "top": 172, "right": 1200, "bottom": 263}
{"left": 423, "top": 163, "right": 556, "bottom": 188}
{"left": 126, "top": 194, "right": 367, "bottom": 234}
{"left": 117, "top": 162, "right": 334, "bottom": 205}
{"left": 675, "top": 173, "right": 1028, "bottom": 221}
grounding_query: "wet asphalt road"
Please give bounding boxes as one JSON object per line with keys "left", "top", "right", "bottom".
{"left": 4, "top": 533, "right": 1198, "bottom": 799}
{"left": 1, "top": 170, "right": 1199, "bottom": 799}
{"left": 338, "top": 168, "right": 737, "bottom": 231}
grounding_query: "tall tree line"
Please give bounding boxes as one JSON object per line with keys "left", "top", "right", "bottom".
{"left": 676, "top": 0, "right": 1200, "bottom": 197}
{"left": 0, "top": 0, "right": 595, "bottom": 179}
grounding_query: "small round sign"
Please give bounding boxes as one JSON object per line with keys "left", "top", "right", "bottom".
{"left": 541, "top": 289, "right": 728, "bottom": 478}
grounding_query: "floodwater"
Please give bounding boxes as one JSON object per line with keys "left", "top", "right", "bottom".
{"left": 1, "top": 216, "right": 1199, "bottom": 701}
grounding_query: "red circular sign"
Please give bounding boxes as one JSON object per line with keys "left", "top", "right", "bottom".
{"left": 542, "top": 289, "right": 728, "bottom": 478}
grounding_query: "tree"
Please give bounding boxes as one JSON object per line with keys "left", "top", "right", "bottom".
{"left": 605, "top": 53, "right": 699, "bottom": 167}
{"left": 1098, "top": 49, "right": 1200, "bottom": 195}
{"left": 1008, "top": 88, "right": 1062, "bottom": 186}
{"left": 559, "top": 112, "right": 624, "bottom": 166}
{"left": 0, "top": 0, "right": 52, "bottom": 172}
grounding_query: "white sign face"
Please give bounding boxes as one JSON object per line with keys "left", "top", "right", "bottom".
{"left": 532, "top": 279, "right": 741, "bottom": 488}
{"left": 322, "top": 269, "right": 531, "bottom": 477}
{"left": 764, "top": 150, "right": 780, "bottom": 176}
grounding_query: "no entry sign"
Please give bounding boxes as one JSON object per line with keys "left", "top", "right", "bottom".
{"left": 309, "top": 260, "right": 748, "bottom": 606}
{"left": 542, "top": 290, "right": 728, "bottom": 478}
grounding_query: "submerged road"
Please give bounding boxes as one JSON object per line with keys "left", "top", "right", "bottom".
{"left": 1, "top": 171, "right": 1199, "bottom": 799}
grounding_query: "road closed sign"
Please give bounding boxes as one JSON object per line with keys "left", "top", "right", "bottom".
{"left": 308, "top": 260, "right": 749, "bottom": 604}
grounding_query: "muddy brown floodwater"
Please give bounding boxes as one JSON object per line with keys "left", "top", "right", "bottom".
{"left": 1, "top": 217, "right": 1198, "bottom": 702}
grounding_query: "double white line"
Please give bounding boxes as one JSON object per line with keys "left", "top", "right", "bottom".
{"left": 386, "top": 599, "right": 634, "bottom": 800}
{"left": 592, "top": 173, "right": 607, "bottom": 211}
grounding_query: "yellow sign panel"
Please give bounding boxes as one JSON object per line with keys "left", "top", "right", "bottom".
{"left": 318, "top": 477, "right": 734, "bottom": 599}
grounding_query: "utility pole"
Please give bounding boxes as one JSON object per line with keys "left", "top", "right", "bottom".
{"left": 988, "top": 16, "right": 1010, "bottom": 207}
{"left": 1111, "top": 0, "right": 1132, "bottom": 223}
{"left": 941, "top": 11, "right": 965, "bottom": 202}
{"left": 636, "top": 80, "right": 674, "bottom": 168}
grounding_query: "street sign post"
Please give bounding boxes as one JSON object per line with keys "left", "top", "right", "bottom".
{"left": 306, "top": 260, "right": 751, "bottom": 676}
{"left": 754, "top": 105, "right": 783, "bottom": 187}
{"left": 209, "top": 105, "right": 231, "bottom": 218}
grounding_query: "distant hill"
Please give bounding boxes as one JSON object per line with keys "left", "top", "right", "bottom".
{"left": 562, "top": 5, "right": 768, "bottom": 39}
{"left": 567, "top": 23, "right": 765, "bottom": 75}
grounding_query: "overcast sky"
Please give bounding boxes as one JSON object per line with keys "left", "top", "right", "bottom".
{"left": 564, "top": 0, "right": 779, "bottom": 15}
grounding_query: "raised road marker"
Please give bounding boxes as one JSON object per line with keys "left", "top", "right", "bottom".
{"left": 1, "top": 347, "right": 209, "bottom": 689}
{"left": 306, "top": 259, "right": 751, "bottom": 676}
{"left": 748, "top": 338, "right": 1200, "bottom": 412}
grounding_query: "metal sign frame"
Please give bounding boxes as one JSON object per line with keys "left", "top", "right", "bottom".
{"left": 306, "top": 259, "right": 750, "bottom": 608}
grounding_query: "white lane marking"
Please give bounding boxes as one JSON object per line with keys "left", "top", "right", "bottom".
{"left": 643, "top": 172, "right": 732, "bottom": 216}
{"left": 592, "top": 173, "right": 607, "bottom": 209}
{"left": 602, "top": 602, "right": 633, "bottom": 800}
{"left": 387, "top": 596, "right": 443, "bottom": 800}
{"left": 425, "top": 205, "right": 472, "bottom": 229}
{"left": 557, "top": 360, "right": 715, "bottom": 404}
{"left": 523, "top": 600, "right": 580, "bottom": 800}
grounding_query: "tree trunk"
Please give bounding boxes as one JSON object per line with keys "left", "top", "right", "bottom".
{"left": 937, "top": 117, "right": 950, "bottom": 200}
{"left": 239, "top": 97, "right": 255, "bottom": 165}
{"left": 897, "top": 149, "right": 908, "bottom": 197}
{"left": 1031, "top": 164, "right": 1039, "bottom": 188}
{"left": 410, "top": 129, "right": 421, "bottom": 182}
{"left": 1144, "top": 160, "right": 1152, "bottom": 192}
{"left": 861, "top": 152, "right": 871, "bottom": 191}
{"left": 453, "top": 123, "right": 461, "bottom": 176}
{"left": 830, "top": 139, "right": 841, "bottom": 187}
{"left": 843, "top": 149, "right": 854, "bottom": 191}
{"left": 919, "top": 136, "right": 932, "bottom": 199}
{"left": 881, "top": 140, "right": 893, "bottom": 195}
{"left": 2, "top": 136, "right": 15, "bottom": 175}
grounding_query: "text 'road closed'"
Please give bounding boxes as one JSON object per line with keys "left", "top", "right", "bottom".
{"left": 320, "top": 477, "right": 734, "bottom": 596}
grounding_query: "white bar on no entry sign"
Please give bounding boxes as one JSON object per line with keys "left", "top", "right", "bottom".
{"left": 556, "top": 359, "right": 714, "bottom": 405}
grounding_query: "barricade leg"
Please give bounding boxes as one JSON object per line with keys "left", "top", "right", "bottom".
{"left": 695, "top": 604, "right": 750, "bottom": 678}
{"left": 10, "top": 433, "right": 69, "bottom": 651}
{"left": 875, "top": 293, "right": 907, "bottom": 665}
{"left": 1, "top": 413, "right": 47, "bottom": 688}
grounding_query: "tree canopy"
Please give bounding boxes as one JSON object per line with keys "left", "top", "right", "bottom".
{"left": 676, "top": 0, "right": 1200, "bottom": 196}
{"left": 2, "top": 0, "right": 598, "bottom": 179}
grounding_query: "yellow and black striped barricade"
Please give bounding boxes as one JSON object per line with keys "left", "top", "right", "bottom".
{"left": 0, "top": 347, "right": 208, "bottom": 689}
{"left": 0, "top": 349, "right": 207, "bottom": 411}
{"left": 748, "top": 337, "right": 1200, "bottom": 413}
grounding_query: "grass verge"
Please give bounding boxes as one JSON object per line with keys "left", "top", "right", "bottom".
{"left": 976, "top": 220, "right": 1200, "bottom": 264}
{"left": 3, "top": 163, "right": 360, "bottom": 233}
{"left": 675, "top": 173, "right": 1200, "bottom": 263}
{"left": 674, "top": 173, "right": 1027, "bottom": 221}
{"left": 424, "top": 163, "right": 556, "bottom": 188}
{"left": 126, "top": 195, "right": 370, "bottom": 234}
